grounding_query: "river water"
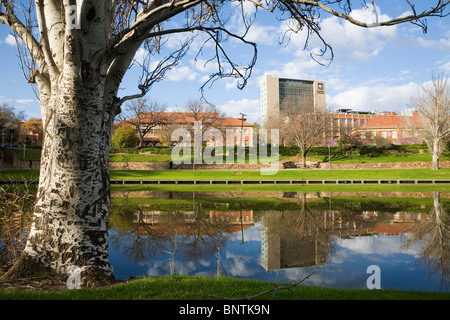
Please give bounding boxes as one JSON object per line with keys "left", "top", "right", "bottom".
{"left": 108, "top": 190, "right": 449, "bottom": 292}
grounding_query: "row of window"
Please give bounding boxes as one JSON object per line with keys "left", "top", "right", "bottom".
{"left": 360, "top": 130, "right": 398, "bottom": 139}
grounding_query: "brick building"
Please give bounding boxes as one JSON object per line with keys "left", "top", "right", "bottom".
{"left": 120, "top": 112, "right": 255, "bottom": 147}
{"left": 353, "top": 113, "right": 424, "bottom": 145}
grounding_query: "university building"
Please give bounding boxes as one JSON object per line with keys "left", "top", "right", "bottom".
{"left": 120, "top": 112, "right": 255, "bottom": 147}
{"left": 260, "top": 75, "right": 326, "bottom": 125}
{"left": 353, "top": 112, "right": 424, "bottom": 145}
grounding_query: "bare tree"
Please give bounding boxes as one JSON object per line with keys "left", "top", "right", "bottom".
{"left": 410, "top": 73, "right": 450, "bottom": 170}
{"left": 175, "top": 99, "right": 226, "bottom": 157}
{"left": 279, "top": 101, "right": 330, "bottom": 168}
{"left": 0, "top": 104, "right": 26, "bottom": 146}
{"left": 121, "top": 97, "right": 169, "bottom": 147}
{"left": 178, "top": 99, "right": 227, "bottom": 129}
{"left": 1, "top": 0, "right": 449, "bottom": 285}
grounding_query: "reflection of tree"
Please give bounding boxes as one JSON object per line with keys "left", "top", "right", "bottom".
{"left": 109, "top": 202, "right": 236, "bottom": 266}
{"left": 181, "top": 203, "right": 233, "bottom": 261}
{"left": 404, "top": 192, "right": 450, "bottom": 290}
{"left": 261, "top": 193, "right": 338, "bottom": 270}
{"left": 109, "top": 205, "right": 173, "bottom": 264}
{"left": 296, "top": 193, "right": 338, "bottom": 259}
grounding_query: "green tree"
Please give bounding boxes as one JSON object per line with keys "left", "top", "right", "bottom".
{"left": 111, "top": 126, "right": 139, "bottom": 148}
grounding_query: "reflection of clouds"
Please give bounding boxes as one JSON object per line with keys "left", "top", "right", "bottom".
{"left": 337, "top": 235, "right": 419, "bottom": 256}
{"left": 222, "top": 251, "right": 257, "bottom": 277}
{"left": 145, "top": 257, "right": 213, "bottom": 277}
{"left": 229, "top": 222, "right": 261, "bottom": 242}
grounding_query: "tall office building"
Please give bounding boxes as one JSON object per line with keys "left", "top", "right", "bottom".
{"left": 260, "top": 75, "right": 326, "bottom": 125}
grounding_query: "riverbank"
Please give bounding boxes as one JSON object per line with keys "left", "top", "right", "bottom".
{"left": 0, "top": 275, "right": 448, "bottom": 300}
{"left": 2, "top": 168, "right": 450, "bottom": 181}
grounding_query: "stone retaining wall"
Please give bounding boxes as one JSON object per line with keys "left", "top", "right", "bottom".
{"left": 108, "top": 159, "right": 450, "bottom": 170}
{"left": 5, "top": 159, "right": 450, "bottom": 171}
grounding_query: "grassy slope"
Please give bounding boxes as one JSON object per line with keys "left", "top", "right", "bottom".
{"left": 107, "top": 168, "right": 450, "bottom": 181}
{"left": 2, "top": 168, "right": 450, "bottom": 182}
{"left": 0, "top": 276, "right": 448, "bottom": 300}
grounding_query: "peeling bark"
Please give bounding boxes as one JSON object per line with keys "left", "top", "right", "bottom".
{"left": 3, "top": 76, "right": 116, "bottom": 286}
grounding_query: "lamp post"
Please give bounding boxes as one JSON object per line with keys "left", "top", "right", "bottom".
{"left": 329, "top": 144, "right": 331, "bottom": 170}
{"left": 239, "top": 112, "right": 246, "bottom": 147}
{"left": 9, "top": 128, "right": 14, "bottom": 146}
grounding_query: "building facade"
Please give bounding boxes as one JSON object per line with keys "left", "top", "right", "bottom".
{"left": 121, "top": 112, "right": 255, "bottom": 147}
{"left": 260, "top": 75, "right": 326, "bottom": 125}
{"left": 353, "top": 113, "right": 424, "bottom": 145}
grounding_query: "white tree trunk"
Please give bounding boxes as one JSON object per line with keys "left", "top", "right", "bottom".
{"left": 4, "top": 77, "right": 115, "bottom": 285}
{"left": 431, "top": 139, "right": 440, "bottom": 170}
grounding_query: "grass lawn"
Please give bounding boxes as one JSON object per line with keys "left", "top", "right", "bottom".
{"left": 319, "top": 151, "right": 450, "bottom": 164}
{"left": 2, "top": 168, "right": 450, "bottom": 182}
{"left": 107, "top": 168, "right": 450, "bottom": 181}
{"left": 110, "top": 184, "right": 450, "bottom": 193}
{"left": 11, "top": 148, "right": 42, "bottom": 162}
{"left": 0, "top": 275, "right": 448, "bottom": 300}
{"left": 14, "top": 147, "right": 449, "bottom": 164}
{"left": 109, "top": 154, "right": 173, "bottom": 162}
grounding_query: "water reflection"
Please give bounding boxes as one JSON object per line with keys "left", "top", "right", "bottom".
{"left": 108, "top": 191, "right": 449, "bottom": 292}
{"left": 403, "top": 192, "right": 450, "bottom": 289}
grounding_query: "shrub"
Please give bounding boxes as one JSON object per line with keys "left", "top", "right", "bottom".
{"left": 0, "top": 181, "right": 34, "bottom": 265}
{"left": 111, "top": 126, "right": 139, "bottom": 148}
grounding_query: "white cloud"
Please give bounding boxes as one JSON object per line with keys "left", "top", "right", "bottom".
{"left": 416, "top": 35, "right": 450, "bottom": 51}
{"left": 328, "top": 81, "right": 420, "bottom": 112}
{"left": 219, "top": 98, "right": 259, "bottom": 123}
{"left": 318, "top": 8, "right": 397, "bottom": 61}
{"left": 4, "top": 34, "right": 16, "bottom": 47}
{"left": 274, "top": 6, "right": 398, "bottom": 76}
{"left": 166, "top": 65, "right": 198, "bottom": 82}
{"left": 241, "top": 23, "right": 280, "bottom": 47}
{"left": 133, "top": 48, "right": 146, "bottom": 65}
{"left": 16, "top": 99, "right": 34, "bottom": 105}
{"left": 192, "top": 58, "right": 219, "bottom": 74}
{"left": 338, "top": 235, "right": 418, "bottom": 256}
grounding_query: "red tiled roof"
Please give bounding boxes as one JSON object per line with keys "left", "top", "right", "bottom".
{"left": 360, "top": 115, "right": 423, "bottom": 129}
{"left": 119, "top": 112, "right": 253, "bottom": 127}
{"left": 221, "top": 117, "right": 253, "bottom": 127}
{"left": 139, "top": 112, "right": 219, "bottom": 124}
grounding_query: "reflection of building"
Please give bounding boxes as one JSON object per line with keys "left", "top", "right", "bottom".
{"left": 261, "top": 75, "right": 326, "bottom": 125}
{"left": 260, "top": 208, "right": 426, "bottom": 271}
{"left": 261, "top": 212, "right": 328, "bottom": 271}
{"left": 261, "top": 228, "right": 328, "bottom": 271}
{"left": 210, "top": 210, "right": 254, "bottom": 226}
{"left": 133, "top": 208, "right": 254, "bottom": 235}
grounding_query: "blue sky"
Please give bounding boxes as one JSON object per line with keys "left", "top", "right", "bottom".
{"left": 1, "top": 1, "right": 450, "bottom": 124}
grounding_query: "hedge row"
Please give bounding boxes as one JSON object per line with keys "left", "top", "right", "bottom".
{"left": 28, "top": 143, "right": 431, "bottom": 157}
{"left": 109, "top": 143, "right": 432, "bottom": 157}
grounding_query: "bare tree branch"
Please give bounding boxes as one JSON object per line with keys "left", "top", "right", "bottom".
{"left": 409, "top": 72, "right": 450, "bottom": 170}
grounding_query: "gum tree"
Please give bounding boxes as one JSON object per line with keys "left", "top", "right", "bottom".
{"left": 410, "top": 73, "right": 450, "bottom": 170}
{"left": 1, "top": 0, "right": 449, "bottom": 286}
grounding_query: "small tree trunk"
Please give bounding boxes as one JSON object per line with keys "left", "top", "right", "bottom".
{"left": 300, "top": 148, "right": 307, "bottom": 168}
{"left": 139, "top": 132, "right": 145, "bottom": 148}
{"left": 431, "top": 139, "right": 441, "bottom": 170}
{"left": 2, "top": 80, "right": 115, "bottom": 286}
{"left": 432, "top": 152, "right": 440, "bottom": 170}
